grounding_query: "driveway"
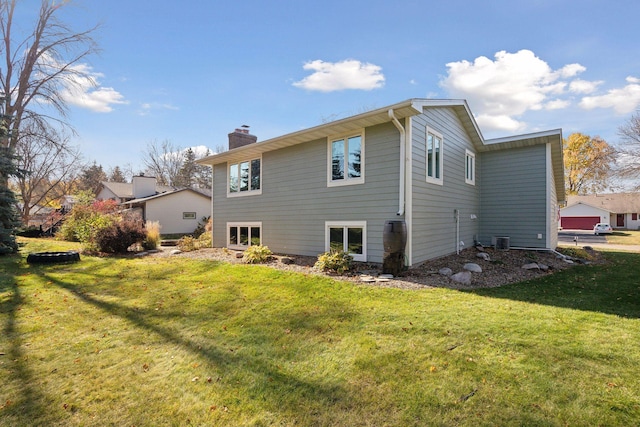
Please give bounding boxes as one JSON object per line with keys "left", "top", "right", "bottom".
{"left": 558, "top": 229, "right": 607, "bottom": 245}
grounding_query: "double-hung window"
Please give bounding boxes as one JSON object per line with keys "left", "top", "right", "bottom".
{"left": 227, "top": 222, "right": 261, "bottom": 249}
{"left": 328, "top": 131, "right": 364, "bottom": 186}
{"left": 325, "top": 221, "right": 366, "bottom": 262}
{"left": 228, "top": 158, "right": 261, "bottom": 196}
{"left": 426, "top": 127, "right": 444, "bottom": 185}
{"left": 465, "top": 149, "right": 476, "bottom": 185}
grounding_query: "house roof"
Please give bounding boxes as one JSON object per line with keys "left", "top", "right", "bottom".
{"left": 99, "top": 181, "right": 175, "bottom": 199}
{"left": 197, "top": 98, "right": 564, "bottom": 200}
{"left": 566, "top": 193, "right": 640, "bottom": 213}
{"left": 123, "top": 188, "right": 211, "bottom": 206}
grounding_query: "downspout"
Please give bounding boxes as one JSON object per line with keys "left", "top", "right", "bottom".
{"left": 388, "top": 109, "right": 405, "bottom": 216}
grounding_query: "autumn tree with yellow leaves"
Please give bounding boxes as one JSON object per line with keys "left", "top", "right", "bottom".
{"left": 563, "top": 132, "right": 616, "bottom": 195}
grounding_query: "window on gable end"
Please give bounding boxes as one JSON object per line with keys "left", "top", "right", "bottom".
{"left": 426, "top": 127, "right": 444, "bottom": 185}
{"left": 328, "top": 131, "right": 364, "bottom": 187}
{"left": 228, "top": 157, "right": 261, "bottom": 196}
{"left": 465, "top": 149, "right": 476, "bottom": 185}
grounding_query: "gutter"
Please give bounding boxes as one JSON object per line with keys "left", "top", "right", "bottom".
{"left": 388, "top": 109, "right": 406, "bottom": 216}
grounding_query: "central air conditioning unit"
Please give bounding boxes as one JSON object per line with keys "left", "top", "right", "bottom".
{"left": 495, "top": 236, "right": 510, "bottom": 251}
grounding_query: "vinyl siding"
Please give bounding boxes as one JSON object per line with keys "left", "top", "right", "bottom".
{"left": 410, "top": 108, "right": 481, "bottom": 264}
{"left": 212, "top": 122, "right": 401, "bottom": 262}
{"left": 479, "top": 144, "right": 548, "bottom": 248}
{"left": 145, "top": 191, "right": 211, "bottom": 235}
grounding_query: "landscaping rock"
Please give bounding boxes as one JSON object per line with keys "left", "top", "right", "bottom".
{"left": 439, "top": 267, "right": 453, "bottom": 277}
{"left": 476, "top": 252, "right": 491, "bottom": 261}
{"left": 169, "top": 249, "right": 182, "bottom": 255}
{"left": 538, "top": 263, "right": 550, "bottom": 271}
{"left": 522, "top": 262, "right": 540, "bottom": 270}
{"left": 451, "top": 271, "right": 472, "bottom": 286}
{"left": 280, "top": 257, "right": 295, "bottom": 265}
{"left": 464, "top": 263, "right": 482, "bottom": 273}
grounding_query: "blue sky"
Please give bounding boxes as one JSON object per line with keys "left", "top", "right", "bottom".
{"left": 14, "top": 0, "right": 640, "bottom": 172}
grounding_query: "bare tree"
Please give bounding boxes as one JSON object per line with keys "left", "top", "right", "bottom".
{"left": 12, "top": 122, "right": 82, "bottom": 223}
{"left": 617, "top": 112, "right": 640, "bottom": 189}
{"left": 0, "top": 0, "right": 99, "bottom": 153}
{"left": 142, "top": 139, "right": 183, "bottom": 186}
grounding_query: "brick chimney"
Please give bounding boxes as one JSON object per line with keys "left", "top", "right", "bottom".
{"left": 228, "top": 125, "right": 257, "bottom": 150}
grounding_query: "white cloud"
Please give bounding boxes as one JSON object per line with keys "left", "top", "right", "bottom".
{"left": 569, "top": 79, "right": 603, "bottom": 94}
{"left": 475, "top": 114, "right": 526, "bottom": 133}
{"left": 579, "top": 76, "right": 640, "bottom": 114}
{"left": 137, "top": 102, "right": 179, "bottom": 116}
{"left": 440, "top": 49, "right": 596, "bottom": 132}
{"left": 293, "top": 59, "right": 385, "bottom": 92}
{"left": 57, "top": 62, "right": 128, "bottom": 113}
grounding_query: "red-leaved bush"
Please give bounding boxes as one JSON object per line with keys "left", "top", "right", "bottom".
{"left": 93, "top": 217, "right": 147, "bottom": 253}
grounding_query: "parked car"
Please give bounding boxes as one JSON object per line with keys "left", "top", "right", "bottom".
{"left": 593, "top": 223, "right": 613, "bottom": 235}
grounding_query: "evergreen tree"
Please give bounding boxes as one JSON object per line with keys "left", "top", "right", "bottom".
{"left": 0, "top": 146, "right": 21, "bottom": 254}
{"left": 78, "top": 162, "right": 107, "bottom": 196}
{"left": 175, "top": 148, "right": 197, "bottom": 188}
{"left": 109, "top": 166, "right": 127, "bottom": 183}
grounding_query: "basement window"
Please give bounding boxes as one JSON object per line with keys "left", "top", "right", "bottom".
{"left": 325, "top": 221, "right": 366, "bottom": 262}
{"left": 227, "top": 222, "right": 261, "bottom": 249}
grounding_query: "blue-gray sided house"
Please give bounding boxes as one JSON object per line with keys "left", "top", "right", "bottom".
{"left": 198, "top": 99, "right": 565, "bottom": 267}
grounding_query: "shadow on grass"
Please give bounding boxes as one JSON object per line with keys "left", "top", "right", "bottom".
{"left": 31, "top": 263, "right": 356, "bottom": 422}
{"left": 0, "top": 252, "right": 52, "bottom": 424}
{"left": 467, "top": 251, "right": 640, "bottom": 319}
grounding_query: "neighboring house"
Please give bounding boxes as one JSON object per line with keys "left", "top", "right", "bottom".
{"left": 96, "top": 176, "right": 175, "bottom": 204}
{"left": 560, "top": 193, "right": 640, "bottom": 230}
{"left": 98, "top": 175, "right": 211, "bottom": 235}
{"left": 122, "top": 188, "right": 211, "bottom": 235}
{"left": 59, "top": 195, "right": 78, "bottom": 212}
{"left": 198, "top": 98, "right": 565, "bottom": 267}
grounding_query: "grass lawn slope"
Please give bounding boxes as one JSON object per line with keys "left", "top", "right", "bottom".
{"left": 1, "top": 238, "right": 639, "bottom": 426}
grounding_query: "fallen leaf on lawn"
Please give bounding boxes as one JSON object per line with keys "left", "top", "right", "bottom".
{"left": 429, "top": 366, "right": 437, "bottom": 373}
{"left": 192, "top": 376, "right": 199, "bottom": 382}
{"left": 142, "top": 363, "right": 149, "bottom": 372}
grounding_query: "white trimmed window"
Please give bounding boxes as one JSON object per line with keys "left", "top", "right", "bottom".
{"left": 227, "top": 222, "right": 262, "bottom": 249}
{"left": 228, "top": 157, "right": 261, "bottom": 196}
{"left": 328, "top": 131, "right": 364, "bottom": 187}
{"left": 465, "top": 149, "right": 476, "bottom": 185}
{"left": 426, "top": 127, "right": 444, "bottom": 185}
{"left": 325, "top": 221, "right": 366, "bottom": 262}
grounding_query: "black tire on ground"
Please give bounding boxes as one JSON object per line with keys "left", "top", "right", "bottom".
{"left": 26, "top": 251, "right": 81, "bottom": 264}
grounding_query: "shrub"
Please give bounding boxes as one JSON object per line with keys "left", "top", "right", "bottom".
{"left": 94, "top": 217, "right": 147, "bottom": 253}
{"left": 196, "top": 232, "right": 212, "bottom": 248}
{"left": 243, "top": 245, "right": 272, "bottom": 264}
{"left": 177, "top": 235, "right": 197, "bottom": 252}
{"left": 143, "top": 221, "right": 161, "bottom": 250}
{"left": 57, "top": 201, "right": 117, "bottom": 244}
{"left": 314, "top": 250, "right": 353, "bottom": 274}
{"left": 192, "top": 216, "right": 211, "bottom": 238}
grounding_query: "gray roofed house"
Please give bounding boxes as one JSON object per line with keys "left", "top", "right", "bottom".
{"left": 198, "top": 98, "right": 565, "bottom": 267}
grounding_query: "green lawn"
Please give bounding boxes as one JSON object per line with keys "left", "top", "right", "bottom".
{"left": 607, "top": 229, "right": 640, "bottom": 245}
{"left": 1, "top": 238, "right": 640, "bottom": 426}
